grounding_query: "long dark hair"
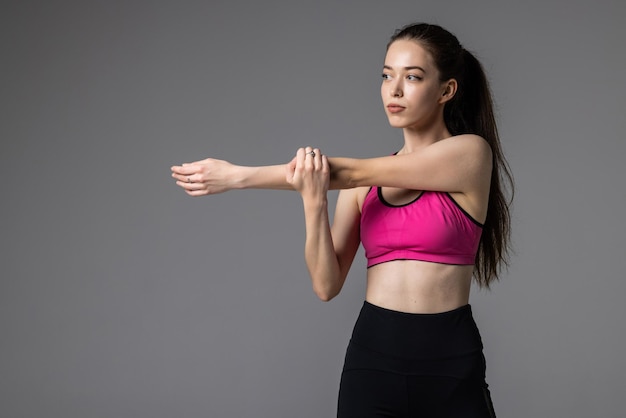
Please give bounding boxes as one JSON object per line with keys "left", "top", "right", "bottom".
{"left": 389, "top": 23, "right": 514, "bottom": 288}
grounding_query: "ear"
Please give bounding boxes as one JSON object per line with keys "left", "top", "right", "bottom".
{"left": 438, "top": 79, "right": 458, "bottom": 104}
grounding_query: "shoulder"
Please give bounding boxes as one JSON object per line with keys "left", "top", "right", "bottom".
{"left": 436, "top": 134, "right": 491, "bottom": 157}
{"left": 434, "top": 134, "right": 492, "bottom": 173}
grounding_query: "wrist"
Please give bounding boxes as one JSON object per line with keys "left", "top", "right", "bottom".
{"left": 302, "top": 195, "right": 328, "bottom": 211}
{"left": 233, "top": 165, "right": 252, "bottom": 189}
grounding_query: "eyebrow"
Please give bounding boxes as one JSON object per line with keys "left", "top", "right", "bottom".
{"left": 383, "top": 65, "right": 426, "bottom": 73}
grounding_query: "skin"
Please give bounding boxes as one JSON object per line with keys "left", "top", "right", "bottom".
{"left": 171, "top": 39, "right": 492, "bottom": 313}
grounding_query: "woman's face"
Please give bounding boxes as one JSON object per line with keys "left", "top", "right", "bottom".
{"left": 381, "top": 39, "right": 449, "bottom": 130}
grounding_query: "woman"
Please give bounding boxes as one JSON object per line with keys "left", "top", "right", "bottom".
{"left": 171, "top": 23, "right": 512, "bottom": 417}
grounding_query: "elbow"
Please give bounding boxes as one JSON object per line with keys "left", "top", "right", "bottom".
{"left": 308, "top": 264, "right": 344, "bottom": 302}
{"left": 315, "top": 291, "right": 337, "bottom": 302}
{"left": 313, "top": 285, "right": 340, "bottom": 302}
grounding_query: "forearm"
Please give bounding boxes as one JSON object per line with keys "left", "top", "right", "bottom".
{"left": 236, "top": 164, "right": 294, "bottom": 190}
{"left": 236, "top": 158, "right": 360, "bottom": 191}
{"left": 236, "top": 152, "right": 362, "bottom": 192}
{"left": 302, "top": 198, "right": 343, "bottom": 301}
{"left": 328, "top": 157, "right": 362, "bottom": 190}
{"left": 236, "top": 159, "right": 356, "bottom": 191}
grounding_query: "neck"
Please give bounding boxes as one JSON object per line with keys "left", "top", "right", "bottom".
{"left": 399, "top": 119, "right": 451, "bottom": 154}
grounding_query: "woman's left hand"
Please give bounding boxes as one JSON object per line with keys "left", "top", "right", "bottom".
{"left": 285, "top": 147, "right": 329, "bottom": 202}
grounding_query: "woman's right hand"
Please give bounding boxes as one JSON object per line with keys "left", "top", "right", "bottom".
{"left": 285, "top": 147, "right": 330, "bottom": 202}
{"left": 171, "top": 157, "right": 238, "bottom": 196}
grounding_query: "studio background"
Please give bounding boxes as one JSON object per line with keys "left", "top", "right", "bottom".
{"left": 2, "top": 0, "right": 624, "bottom": 417}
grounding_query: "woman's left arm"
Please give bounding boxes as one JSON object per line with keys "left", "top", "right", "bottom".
{"left": 286, "top": 147, "right": 360, "bottom": 301}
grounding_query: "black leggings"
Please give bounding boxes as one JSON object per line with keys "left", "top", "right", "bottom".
{"left": 337, "top": 301, "right": 496, "bottom": 417}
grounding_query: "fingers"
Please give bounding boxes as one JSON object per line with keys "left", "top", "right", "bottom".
{"left": 172, "top": 173, "right": 194, "bottom": 184}
{"left": 172, "top": 162, "right": 201, "bottom": 193}
{"left": 295, "top": 147, "right": 306, "bottom": 165}
{"left": 175, "top": 182, "right": 205, "bottom": 197}
{"left": 171, "top": 164, "right": 198, "bottom": 175}
{"left": 171, "top": 163, "right": 199, "bottom": 184}
{"left": 321, "top": 154, "right": 329, "bottom": 174}
{"left": 302, "top": 146, "right": 322, "bottom": 170}
{"left": 175, "top": 179, "right": 203, "bottom": 190}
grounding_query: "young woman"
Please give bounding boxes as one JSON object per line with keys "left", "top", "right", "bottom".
{"left": 171, "top": 23, "right": 512, "bottom": 417}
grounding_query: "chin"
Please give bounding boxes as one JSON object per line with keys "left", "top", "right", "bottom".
{"left": 387, "top": 119, "right": 409, "bottom": 129}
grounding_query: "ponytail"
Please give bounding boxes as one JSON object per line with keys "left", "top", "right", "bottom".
{"left": 389, "top": 24, "right": 514, "bottom": 288}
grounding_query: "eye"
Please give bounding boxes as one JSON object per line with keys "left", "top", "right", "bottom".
{"left": 381, "top": 73, "right": 391, "bottom": 80}
{"left": 407, "top": 74, "right": 423, "bottom": 81}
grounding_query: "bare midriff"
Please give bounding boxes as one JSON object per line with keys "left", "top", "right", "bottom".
{"left": 365, "top": 259, "right": 473, "bottom": 314}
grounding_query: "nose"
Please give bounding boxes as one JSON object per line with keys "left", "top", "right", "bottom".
{"left": 390, "top": 81, "right": 403, "bottom": 97}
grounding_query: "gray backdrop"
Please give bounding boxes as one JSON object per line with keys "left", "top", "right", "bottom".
{"left": 2, "top": 0, "right": 625, "bottom": 417}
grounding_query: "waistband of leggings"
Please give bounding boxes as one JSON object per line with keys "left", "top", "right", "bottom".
{"left": 350, "top": 300, "right": 483, "bottom": 360}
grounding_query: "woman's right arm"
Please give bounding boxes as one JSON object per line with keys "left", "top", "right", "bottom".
{"left": 172, "top": 135, "right": 490, "bottom": 197}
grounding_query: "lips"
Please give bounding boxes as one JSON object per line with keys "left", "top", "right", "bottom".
{"left": 387, "top": 104, "right": 405, "bottom": 113}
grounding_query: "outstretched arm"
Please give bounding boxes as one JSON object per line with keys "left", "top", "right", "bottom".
{"left": 171, "top": 134, "right": 491, "bottom": 197}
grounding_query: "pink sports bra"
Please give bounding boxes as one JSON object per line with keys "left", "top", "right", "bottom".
{"left": 360, "top": 187, "right": 483, "bottom": 267}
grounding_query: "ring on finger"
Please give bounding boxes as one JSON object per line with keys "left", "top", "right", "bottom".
{"left": 306, "top": 151, "right": 316, "bottom": 157}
